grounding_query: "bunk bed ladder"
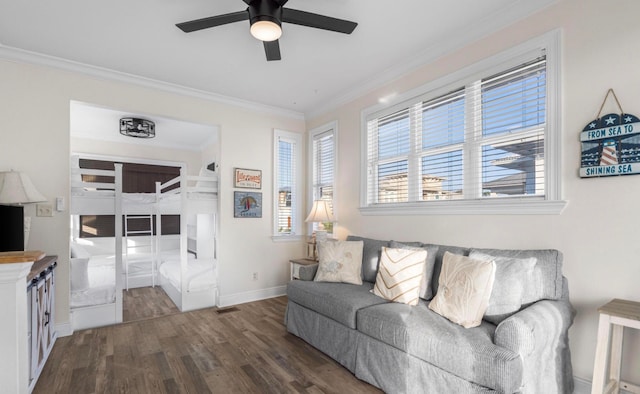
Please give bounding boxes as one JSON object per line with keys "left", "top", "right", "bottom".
{"left": 123, "top": 214, "right": 155, "bottom": 291}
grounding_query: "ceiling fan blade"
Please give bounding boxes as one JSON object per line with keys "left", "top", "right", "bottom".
{"left": 244, "top": 0, "right": 289, "bottom": 5}
{"left": 176, "top": 11, "right": 249, "bottom": 33}
{"left": 264, "top": 40, "right": 281, "bottom": 61}
{"left": 282, "top": 8, "right": 357, "bottom": 34}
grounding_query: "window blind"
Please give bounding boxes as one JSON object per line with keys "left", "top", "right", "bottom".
{"left": 311, "top": 130, "right": 335, "bottom": 230}
{"left": 366, "top": 55, "right": 547, "bottom": 205}
{"left": 276, "top": 136, "right": 297, "bottom": 234}
{"left": 478, "top": 58, "right": 546, "bottom": 197}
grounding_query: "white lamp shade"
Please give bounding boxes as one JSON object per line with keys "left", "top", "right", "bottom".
{"left": 305, "top": 200, "right": 334, "bottom": 223}
{"left": 0, "top": 171, "right": 46, "bottom": 204}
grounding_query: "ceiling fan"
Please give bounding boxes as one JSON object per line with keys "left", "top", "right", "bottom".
{"left": 176, "top": 0, "right": 358, "bottom": 61}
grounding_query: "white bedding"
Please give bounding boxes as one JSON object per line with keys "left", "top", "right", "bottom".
{"left": 70, "top": 251, "right": 181, "bottom": 308}
{"left": 159, "top": 258, "right": 216, "bottom": 292}
{"left": 70, "top": 255, "right": 116, "bottom": 308}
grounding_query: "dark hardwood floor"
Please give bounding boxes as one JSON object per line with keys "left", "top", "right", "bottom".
{"left": 123, "top": 286, "right": 180, "bottom": 323}
{"left": 35, "top": 296, "right": 381, "bottom": 393}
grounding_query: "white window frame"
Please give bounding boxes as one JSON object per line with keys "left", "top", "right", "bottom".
{"left": 273, "top": 129, "right": 303, "bottom": 241}
{"left": 308, "top": 121, "right": 338, "bottom": 234}
{"left": 360, "top": 30, "right": 566, "bottom": 215}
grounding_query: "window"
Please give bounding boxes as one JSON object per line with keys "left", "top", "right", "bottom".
{"left": 309, "top": 122, "right": 337, "bottom": 233}
{"left": 362, "top": 32, "right": 564, "bottom": 215}
{"left": 273, "top": 129, "right": 303, "bottom": 239}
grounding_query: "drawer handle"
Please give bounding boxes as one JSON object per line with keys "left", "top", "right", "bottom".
{"left": 44, "top": 312, "right": 50, "bottom": 327}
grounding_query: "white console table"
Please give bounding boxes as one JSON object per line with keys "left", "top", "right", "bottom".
{"left": 0, "top": 251, "right": 57, "bottom": 394}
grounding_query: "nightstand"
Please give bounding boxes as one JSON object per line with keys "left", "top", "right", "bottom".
{"left": 591, "top": 298, "right": 640, "bottom": 394}
{"left": 289, "top": 258, "right": 317, "bottom": 281}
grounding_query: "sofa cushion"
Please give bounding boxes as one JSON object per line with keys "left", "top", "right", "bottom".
{"left": 390, "top": 241, "right": 439, "bottom": 300}
{"left": 346, "top": 235, "right": 389, "bottom": 283}
{"left": 470, "top": 248, "right": 564, "bottom": 302}
{"left": 373, "top": 247, "right": 427, "bottom": 306}
{"left": 428, "top": 252, "right": 496, "bottom": 328}
{"left": 315, "top": 240, "right": 363, "bottom": 285}
{"left": 357, "top": 301, "right": 523, "bottom": 393}
{"left": 469, "top": 251, "right": 537, "bottom": 324}
{"left": 423, "top": 243, "right": 470, "bottom": 300}
{"left": 287, "top": 280, "right": 388, "bottom": 329}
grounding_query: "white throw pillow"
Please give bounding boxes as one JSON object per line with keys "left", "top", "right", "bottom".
{"left": 373, "top": 247, "right": 427, "bottom": 306}
{"left": 428, "top": 252, "right": 496, "bottom": 328}
{"left": 314, "top": 240, "right": 364, "bottom": 285}
{"left": 70, "top": 242, "right": 90, "bottom": 259}
{"left": 70, "top": 257, "right": 90, "bottom": 291}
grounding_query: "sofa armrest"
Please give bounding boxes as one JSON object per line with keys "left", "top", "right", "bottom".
{"left": 297, "top": 263, "right": 319, "bottom": 281}
{"left": 493, "top": 278, "right": 575, "bottom": 393}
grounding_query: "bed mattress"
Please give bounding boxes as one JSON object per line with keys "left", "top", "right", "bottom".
{"left": 159, "top": 258, "right": 216, "bottom": 292}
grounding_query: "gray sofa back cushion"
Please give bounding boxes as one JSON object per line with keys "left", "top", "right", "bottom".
{"left": 346, "top": 235, "right": 389, "bottom": 283}
{"left": 470, "top": 248, "right": 564, "bottom": 303}
{"left": 423, "top": 244, "right": 470, "bottom": 300}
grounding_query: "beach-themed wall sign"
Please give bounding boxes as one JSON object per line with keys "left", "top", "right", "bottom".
{"left": 234, "top": 191, "right": 262, "bottom": 218}
{"left": 580, "top": 89, "right": 640, "bottom": 178}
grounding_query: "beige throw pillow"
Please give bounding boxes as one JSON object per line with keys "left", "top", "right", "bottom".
{"left": 428, "top": 252, "right": 496, "bottom": 328}
{"left": 314, "top": 240, "right": 364, "bottom": 285}
{"left": 373, "top": 247, "right": 427, "bottom": 306}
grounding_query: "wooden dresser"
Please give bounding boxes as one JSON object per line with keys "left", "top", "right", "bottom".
{"left": 0, "top": 251, "right": 57, "bottom": 394}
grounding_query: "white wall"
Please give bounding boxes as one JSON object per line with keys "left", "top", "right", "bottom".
{"left": 307, "top": 0, "right": 640, "bottom": 385}
{"left": 0, "top": 58, "right": 305, "bottom": 330}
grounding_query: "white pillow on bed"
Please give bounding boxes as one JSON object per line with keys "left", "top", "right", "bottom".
{"left": 70, "top": 257, "right": 90, "bottom": 291}
{"left": 70, "top": 242, "right": 91, "bottom": 259}
{"left": 196, "top": 167, "right": 217, "bottom": 189}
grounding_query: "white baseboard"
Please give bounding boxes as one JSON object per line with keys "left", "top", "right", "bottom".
{"left": 574, "top": 376, "right": 590, "bottom": 394}
{"left": 55, "top": 322, "right": 73, "bottom": 337}
{"left": 574, "top": 375, "right": 633, "bottom": 394}
{"left": 218, "top": 285, "right": 286, "bottom": 308}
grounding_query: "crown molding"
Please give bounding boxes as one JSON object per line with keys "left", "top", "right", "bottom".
{"left": 306, "top": 0, "right": 558, "bottom": 120}
{"left": 0, "top": 44, "right": 305, "bottom": 121}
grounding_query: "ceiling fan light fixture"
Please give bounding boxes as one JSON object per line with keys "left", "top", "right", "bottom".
{"left": 120, "top": 117, "right": 155, "bottom": 138}
{"left": 250, "top": 19, "right": 282, "bottom": 41}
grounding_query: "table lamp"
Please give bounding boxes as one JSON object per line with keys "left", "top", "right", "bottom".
{"left": 0, "top": 171, "right": 46, "bottom": 250}
{"left": 305, "top": 199, "right": 334, "bottom": 242}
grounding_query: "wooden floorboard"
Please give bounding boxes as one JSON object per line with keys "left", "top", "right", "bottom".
{"left": 35, "top": 296, "right": 381, "bottom": 394}
{"left": 123, "top": 286, "right": 180, "bottom": 323}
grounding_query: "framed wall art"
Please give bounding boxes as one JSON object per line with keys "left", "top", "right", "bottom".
{"left": 234, "top": 168, "right": 262, "bottom": 189}
{"left": 234, "top": 191, "right": 262, "bottom": 218}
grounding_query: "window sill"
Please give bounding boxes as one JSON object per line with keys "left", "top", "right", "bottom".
{"left": 272, "top": 235, "right": 304, "bottom": 243}
{"left": 359, "top": 198, "right": 568, "bottom": 216}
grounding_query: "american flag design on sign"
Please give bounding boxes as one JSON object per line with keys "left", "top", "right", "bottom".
{"left": 580, "top": 113, "right": 640, "bottom": 177}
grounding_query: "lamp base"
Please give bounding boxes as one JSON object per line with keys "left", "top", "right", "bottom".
{"left": 315, "top": 230, "right": 328, "bottom": 242}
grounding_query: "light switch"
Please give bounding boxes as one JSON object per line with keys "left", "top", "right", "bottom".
{"left": 56, "top": 197, "right": 65, "bottom": 211}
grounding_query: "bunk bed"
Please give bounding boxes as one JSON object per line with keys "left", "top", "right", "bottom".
{"left": 69, "top": 162, "right": 124, "bottom": 330}
{"left": 70, "top": 156, "right": 219, "bottom": 329}
{"left": 155, "top": 167, "right": 218, "bottom": 312}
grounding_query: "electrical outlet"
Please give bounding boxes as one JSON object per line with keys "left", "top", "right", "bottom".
{"left": 36, "top": 203, "right": 53, "bottom": 217}
{"left": 252, "top": 272, "right": 258, "bottom": 281}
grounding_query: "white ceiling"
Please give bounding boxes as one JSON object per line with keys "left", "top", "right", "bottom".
{"left": 0, "top": 0, "right": 556, "bottom": 119}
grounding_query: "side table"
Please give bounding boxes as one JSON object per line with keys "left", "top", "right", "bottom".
{"left": 591, "top": 298, "right": 640, "bottom": 394}
{"left": 289, "top": 258, "right": 317, "bottom": 281}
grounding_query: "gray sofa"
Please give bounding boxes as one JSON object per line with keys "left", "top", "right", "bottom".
{"left": 285, "top": 236, "right": 575, "bottom": 393}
